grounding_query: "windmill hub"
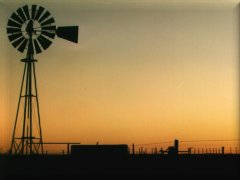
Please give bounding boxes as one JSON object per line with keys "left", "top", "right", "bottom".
{"left": 22, "top": 20, "right": 41, "bottom": 40}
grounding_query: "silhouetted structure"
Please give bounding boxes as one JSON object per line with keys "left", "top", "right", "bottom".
{"left": 167, "top": 139, "right": 178, "bottom": 156}
{"left": 7, "top": 4, "right": 79, "bottom": 155}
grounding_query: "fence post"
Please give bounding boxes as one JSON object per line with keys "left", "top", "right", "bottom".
{"left": 67, "top": 144, "right": 70, "bottom": 155}
{"left": 174, "top": 139, "right": 179, "bottom": 154}
{"left": 132, "top": 144, "right": 135, "bottom": 155}
{"left": 221, "top": 147, "right": 224, "bottom": 155}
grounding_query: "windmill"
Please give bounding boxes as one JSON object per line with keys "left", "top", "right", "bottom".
{"left": 7, "top": 4, "right": 78, "bottom": 155}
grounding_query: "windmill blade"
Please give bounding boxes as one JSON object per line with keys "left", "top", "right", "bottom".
{"left": 8, "top": 32, "right": 23, "bottom": 42}
{"left": 41, "top": 31, "right": 55, "bottom": 39}
{"left": 39, "top": 11, "right": 51, "bottom": 23}
{"left": 7, "top": 27, "right": 21, "bottom": 34}
{"left": 56, "top": 26, "right": 78, "bottom": 43}
{"left": 33, "top": 39, "right": 42, "bottom": 54}
{"left": 12, "top": 36, "right": 25, "bottom": 48}
{"left": 41, "top": 25, "right": 56, "bottom": 31}
{"left": 35, "top": 6, "right": 44, "bottom": 21}
{"left": 17, "top": 39, "right": 28, "bottom": 53}
{"left": 17, "top": 7, "right": 27, "bottom": 22}
{"left": 37, "top": 34, "right": 52, "bottom": 50}
{"left": 11, "top": 12, "right": 24, "bottom": 24}
{"left": 32, "top": 5, "right": 37, "bottom": 19}
{"left": 22, "top": 5, "right": 30, "bottom": 20}
{"left": 7, "top": 19, "right": 22, "bottom": 28}
{"left": 41, "top": 17, "right": 55, "bottom": 26}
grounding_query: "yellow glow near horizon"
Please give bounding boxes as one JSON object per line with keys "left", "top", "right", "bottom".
{"left": 0, "top": 2, "right": 239, "bottom": 153}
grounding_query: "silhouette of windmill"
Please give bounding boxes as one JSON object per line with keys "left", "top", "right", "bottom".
{"left": 7, "top": 4, "right": 78, "bottom": 155}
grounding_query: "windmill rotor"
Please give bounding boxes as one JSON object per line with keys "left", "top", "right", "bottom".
{"left": 7, "top": 4, "right": 78, "bottom": 55}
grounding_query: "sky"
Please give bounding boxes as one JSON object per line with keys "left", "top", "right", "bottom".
{"left": 0, "top": 0, "right": 239, "bottom": 153}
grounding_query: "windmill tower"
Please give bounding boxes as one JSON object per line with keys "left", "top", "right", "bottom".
{"left": 7, "top": 5, "right": 78, "bottom": 155}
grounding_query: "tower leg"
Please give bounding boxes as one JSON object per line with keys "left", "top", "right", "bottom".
{"left": 10, "top": 63, "right": 27, "bottom": 154}
{"left": 33, "top": 61, "right": 44, "bottom": 154}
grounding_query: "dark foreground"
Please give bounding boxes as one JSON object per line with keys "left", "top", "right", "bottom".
{"left": 0, "top": 154, "right": 239, "bottom": 179}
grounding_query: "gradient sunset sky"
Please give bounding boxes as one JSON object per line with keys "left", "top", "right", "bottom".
{"left": 0, "top": 0, "right": 239, "bottom": 152}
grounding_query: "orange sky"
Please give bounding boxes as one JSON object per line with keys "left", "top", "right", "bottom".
{"left": 0, "top": 1, "right": 239, "bottom": 153}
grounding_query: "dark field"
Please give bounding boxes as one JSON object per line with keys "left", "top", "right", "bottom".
{"left": 0, "top": 154, "right": 239, "bottom": 179}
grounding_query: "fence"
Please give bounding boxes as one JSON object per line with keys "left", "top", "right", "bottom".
{"left": 130, "top": 146, "right": 240, "bottom": 155}
{"left": 20, "top": 139, "right": 239, "bottom": 155}
{"left": 130, "top": 139, "right": 240, "bottom": 155}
